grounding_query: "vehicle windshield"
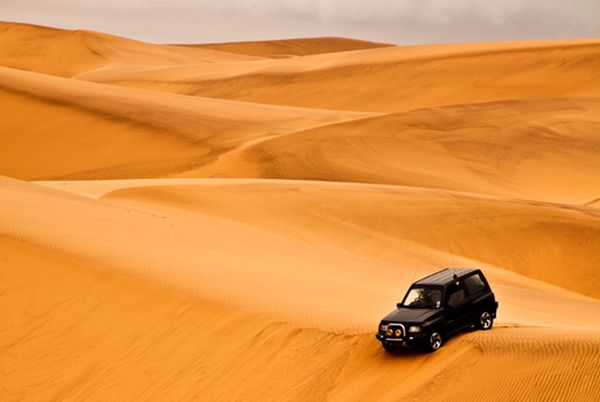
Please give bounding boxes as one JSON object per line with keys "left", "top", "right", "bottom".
{"left": 401, "top": 287, "right": 442, "bottom": 309}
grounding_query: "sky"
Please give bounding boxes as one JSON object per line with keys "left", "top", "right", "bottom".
{"left": 2, "top": 0, "right": 599, "bottom": 45}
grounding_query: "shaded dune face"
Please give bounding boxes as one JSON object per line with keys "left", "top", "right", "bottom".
{"left": 187, "top": 37, "right": 393, "bottom": 58}
{"left": 1, "top": 21, "right": 600, "bottom": 401}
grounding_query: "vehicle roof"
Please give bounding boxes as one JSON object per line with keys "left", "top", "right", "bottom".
{"left": 413, "top": 268, "right": 478, "bottom": 286}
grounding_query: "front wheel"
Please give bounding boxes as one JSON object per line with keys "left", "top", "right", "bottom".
{"left": 426, "top": 332, "right": 443, "bottom": 352}
{"left": 477, "top": 311, "right": 494, "bottom": 330}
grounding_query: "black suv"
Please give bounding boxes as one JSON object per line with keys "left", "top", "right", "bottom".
{"left": 376, "top": 268, "right": 498, "bottom": 352}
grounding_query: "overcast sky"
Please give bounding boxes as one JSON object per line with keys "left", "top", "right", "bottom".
{"left": 2, "top": 0, "right": 599, "bottom": 45}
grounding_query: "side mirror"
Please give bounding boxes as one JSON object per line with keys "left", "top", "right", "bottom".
{"left": 396, "top": 302, "right": 402, "bottom": 309}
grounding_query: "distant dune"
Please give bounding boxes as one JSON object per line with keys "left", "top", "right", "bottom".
{"left": 0, "top": 65, "right": 370, "bottom": 180}
{"left": 230, "top": 97, "right": 600, "bottom": 203}
{"left": 0, "top": 21, "right": 259, "bottom": 77}
{"left": 1, "top": 21, "right": 599, "bottom": 401}
{"left": 189, "top": 37, "right": 392, "bottom": 58}
{"left": 77, "top": 38, "right": 600, "bottom": 113}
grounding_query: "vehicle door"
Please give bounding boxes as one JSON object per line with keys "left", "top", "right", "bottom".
{"left": 444, "top": 281, "right": 470, "bottom": 334}
{"left": 464, "top": 272, "right": 493, "bottom": 322}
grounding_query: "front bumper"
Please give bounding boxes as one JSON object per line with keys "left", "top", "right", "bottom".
{"left": 375, "top": 331, "right": 427, "bottom": 347}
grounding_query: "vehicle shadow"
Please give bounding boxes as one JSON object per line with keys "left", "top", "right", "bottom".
{"left": 381, "top": 346, "right": 426, "bottom": 357}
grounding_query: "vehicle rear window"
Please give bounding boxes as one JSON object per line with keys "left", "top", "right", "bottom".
{"left": 464, "top": 273, "right": 486, "bottom": 295}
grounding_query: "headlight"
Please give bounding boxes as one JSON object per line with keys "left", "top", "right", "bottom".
{"left": 408, "top": 326, "right": 422, "bottom": 333}
{"left": 380, "top": 324, "right": 388, "bottom": 332}
{"left": 386, "top": 329, "right": 393, "bottom": 336}
{"left": 394, "top": 329, "right": 402, "bottom": 337}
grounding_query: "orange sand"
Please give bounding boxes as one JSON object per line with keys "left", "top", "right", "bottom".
{"left": 1, "top": 21, "right": 600, "bottom": 401}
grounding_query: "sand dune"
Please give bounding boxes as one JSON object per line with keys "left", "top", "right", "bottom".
{"left": 4, "top": 176, "right": 600, "bottom": 400}
{"left": 225, "top": 97, "right": 600, "bottom": 203}
{"left": 190, "top": 37, "right": 392, "bottom": 58}
{"left": 5, "top": 230, "right": 599, "bottom": 401}
{"left": 0, "top": 21, "right": 260, "bottom": 77}
{"left": 2, "top": 21, "right": 599, "bottom": 401}
{"left": 4, "top": 64, "right": 600, "bottom": 204}
{"left": 37, "top": 178, "right": 600, "bottom": 301}
{"left": 0, "top": 66, "right": 370, "bottom": 180}
{"left": 79, "top": 39, "right": 600, "bottom": 112}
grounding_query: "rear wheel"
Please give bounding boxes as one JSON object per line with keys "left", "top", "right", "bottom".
{"left": 426, "top": 332, "right": 443, "bottom": 352}
{"left": 477, "top": 311, "right": 493, "bottom": 330}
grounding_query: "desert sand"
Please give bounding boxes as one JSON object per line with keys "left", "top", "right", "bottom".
{"left": 1, "top": 21, "right": 600, "bottom": 401}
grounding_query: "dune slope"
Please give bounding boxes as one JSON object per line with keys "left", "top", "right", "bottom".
{"left": 81, "top": 39, "right": 600, "bottom": 112}
{"left": 0, "top": 21, "right": 260, "bottom": 77}
{"left": 3, "top": 176, "right": 600, "bottom": 401}
{"left": 4, "top": 234, "right": 599, "bottom": 402}
{"left": 0, "top": 66, "right": 370, "bottom": 180}
{"left": 223, "top": 97, "right": 600, "bottom": 203}
{"left": 97, "top": 180, "right": 600, "bottom": 298}
{"left": 2, "top": 20, "right": 600, "bottom": 402}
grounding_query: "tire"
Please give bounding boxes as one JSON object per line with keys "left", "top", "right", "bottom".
{"left": 425, "top": 332, "right": 443, "bottom": 352}
{"left": 477, "top": 311, "right": 494, "bottom": 330}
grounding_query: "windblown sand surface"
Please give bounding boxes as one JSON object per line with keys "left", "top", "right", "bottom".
{"left": 1, "top": 22, "right": 600, "bottom": 401}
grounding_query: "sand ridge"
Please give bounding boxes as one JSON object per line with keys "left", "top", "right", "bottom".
{"left": 78, "top": 38, "right": 600, "bottom": 112}
{"left": 0, "top": 65, "right": 373, "bottom": 180}
{"left": 186, "top": 37, "right": 392, "bottom": 58}
{"left": 1, "top": 20, "right": 600, "bottom": 401}
{"left": 196, "top": 96, "right": 600, "bottom": 203}
{"left": 0, "top": 21, "right": 262, "bottom": 77}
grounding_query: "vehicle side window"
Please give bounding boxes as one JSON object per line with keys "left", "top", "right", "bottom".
{"left": 464, "top": 273, "right": 486, "bottom": 295}
{"left": 446, "top": 284, "right": 466, "bottom": 308}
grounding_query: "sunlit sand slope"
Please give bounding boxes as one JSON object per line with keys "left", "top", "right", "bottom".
{"left": 81, "top": 39, "right": 600, "bottom": 112}
{"left": 3, "top": 64, "right": 599, "bottom": 205}
{"left": 3, "top": 176, "right": 600, "bottom": 401}
{"left": 221, "top": 97, "right": 600, "bottom": 203}
{"left": 0, "top": 66, "right": 370, "bottom": 180}
{"left": 4, "top": 238, "right": 599, "bottom": 402}
{"left": 7, "top": 176, "right": 597, "bottom": 331}
{"left": 96, "top": 179, "right": 600, "bottom": 299}
{"left": 0, "top": 21, "right": 259, "bottom": 77}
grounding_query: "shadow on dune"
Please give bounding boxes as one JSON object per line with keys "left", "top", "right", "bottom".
{"left": 380, "top": 326, "right": 479, "bottom": 357}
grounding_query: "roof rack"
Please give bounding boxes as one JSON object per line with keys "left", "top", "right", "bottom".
{"left": 416, "top": 268, "right": 450, "bottom": 282}
{"left": 414, "top": 267, "right": 476, "bottom": 286}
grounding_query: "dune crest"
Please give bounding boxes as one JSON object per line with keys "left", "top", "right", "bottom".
{"left": 0, "top": 21, "right": 261, "bottom": 77}
{"left": 79, "top": 38, "right": 600, "bottom": 112}
{"left": 0, "top": 65, "right": 371, "bottom": 180}
{"left": 190, "top": 37, "right": 392, "bottom": 58}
